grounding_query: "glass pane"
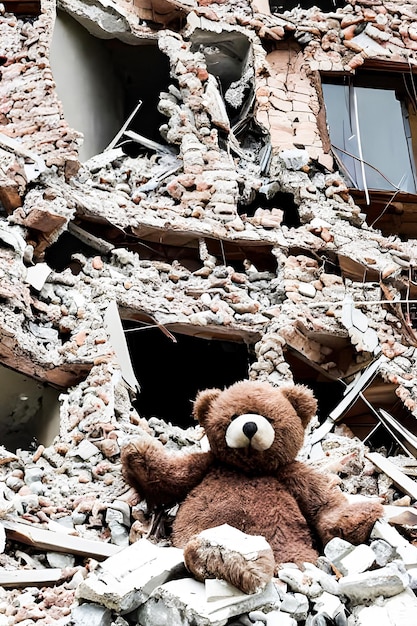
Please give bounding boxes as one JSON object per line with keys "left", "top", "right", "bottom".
{"left": 322, "top": 83, "right": 417, "bottom": 194}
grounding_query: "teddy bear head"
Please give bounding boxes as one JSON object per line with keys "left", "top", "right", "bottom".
{"left": 193, "top": 380, "right": 317, "bottom": 474}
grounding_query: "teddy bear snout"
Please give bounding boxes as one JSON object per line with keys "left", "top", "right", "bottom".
{"left": 225, "top": 413, "right": 275, "bottom": 451}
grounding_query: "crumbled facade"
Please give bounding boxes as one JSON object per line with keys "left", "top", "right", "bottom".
{"left": 1, "top": 0, "right": 417, "bottom": 624}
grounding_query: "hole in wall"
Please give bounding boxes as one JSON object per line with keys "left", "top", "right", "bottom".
{"left": 44, "top": 231, "right": 102, "bottom": 272}
{"left": 0, "top": 365, "right": 61, "bottom": 452}
{"left": 45, "top": 225, "right": 279, "bottom": 275}
{"left": 50, "top": 10, "right": 171, "bottom": 161}
{"left": 132, "top": 238, "right": 278, "bottom": 274}
{"left": 190, "top": 29, "right": 251, "bottom": 95}
{"left": 239, "top": 190, "right": 300, "bottom": 227}
{"left": 104, "top": 39, "right": 171, "bottom": 144}
{"left": 124, "top": 325, "right": 254, "bottom": 427}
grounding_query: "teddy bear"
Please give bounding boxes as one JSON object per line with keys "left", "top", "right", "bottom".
{"left": 121, "top": 380, "right": 383, "bottom": 594}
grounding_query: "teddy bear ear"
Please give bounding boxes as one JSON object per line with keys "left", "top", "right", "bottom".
{"left": 280, "top": 384, "right": 318, "bottom": 427}
{"left": 193, "top": 388, "right": 222, "bottom": 424}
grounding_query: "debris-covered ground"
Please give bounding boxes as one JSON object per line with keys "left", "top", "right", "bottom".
{"left": 1, "top": 0, "right": 417, "bottom": 624}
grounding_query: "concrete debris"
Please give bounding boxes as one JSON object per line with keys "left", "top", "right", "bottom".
{"left": 1, "top": 0, "right": 417, "bottom": 623}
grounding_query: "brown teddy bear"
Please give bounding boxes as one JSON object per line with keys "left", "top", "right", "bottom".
{"left": 121, "top": 380, "right": 383, "bottom": 594}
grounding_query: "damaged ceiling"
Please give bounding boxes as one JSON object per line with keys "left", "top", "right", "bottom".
{"left": 2, "top": 0, "right": 417, "bottom": 623}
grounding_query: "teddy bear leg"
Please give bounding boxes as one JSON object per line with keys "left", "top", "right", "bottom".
{"left": 183, "top": 532, "right": 275, "bottom": 595}
{"left": 317, "top": 500, "right": 384, "bottom": 546}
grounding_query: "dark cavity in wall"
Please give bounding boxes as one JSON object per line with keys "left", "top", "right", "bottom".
{"left": 131, "top": 238, "right": 278, "bottom": 274}
{"left": 239, "top": 189, "right": 300, "bottom": 228}
{"left": 125, "top": 326, "right": 254, "bottom": 427}
{"left": 45, "top": 225, "right": 278, "bottom": 274}
{"left": 104, "top": 39, "right": 171, "bottom": 145}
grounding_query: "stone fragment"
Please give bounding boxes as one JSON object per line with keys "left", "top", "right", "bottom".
{"left": 302, "top": 563, "right": 341, "bottom": 596}
{"left": 312, "top": 591, "right": 344, "bottom": 621}
{"left": 352, "top": 589, "right": 417, "bottom": 626}
{"left": 336, "top": 543, "right": 376, "bottom": 575}
{"left": 71, "top": 603, "right": 112, "bottom": 626}
{"left": 323, "top": 538, "right": 353, "bottom": 564}
{"left": 297, "top": 281, "right": 316, "bottom": 298}
{"left": 370, "top": 539, "right": 397, "bottom": 567}
{"left": 46, "top": 551, "right": 75, "bottom": 568}
{"left": 371, "top": 520, "right": 417, "bottom": 567}
{"left": 76, "top": 539, "right": 184, "bottom": 613}
{"left": 278, "top": 566, "right": 322, "bottom": 598}
{"left": 280, "top": 591, "right": 308, "bottom": 621}
{"left": 70, "top": 439, "right": 101, "bottom": 461}
{"left": 337, "top": 563, "right": 408, "bottom": 604}
{"left": 136, "top": 578, "right": 281, "bottom": 626}
{"left": 279, "top": 148, "right": 309, "bottom": 170}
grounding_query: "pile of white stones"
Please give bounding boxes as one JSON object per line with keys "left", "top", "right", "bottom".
{"left": 71, "top": 517, "right": 417, "bottom": 626}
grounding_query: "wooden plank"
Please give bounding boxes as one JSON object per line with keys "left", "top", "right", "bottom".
{"left": 2, "top": 520, "right": 121, "bottom": 560}
{"left": 0, "top": 568, "right": 63, "bottom": 588}
{"left": 366, "top": 452, "right": 417, "bottom": 501}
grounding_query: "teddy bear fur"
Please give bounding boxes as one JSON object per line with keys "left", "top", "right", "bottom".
{"left": 121, "top": 380, "right": 383, "bottom": 594}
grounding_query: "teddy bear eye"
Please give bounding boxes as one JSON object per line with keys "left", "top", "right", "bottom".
{"left": 230, "top": 414, "right": 240, "bottom": 421}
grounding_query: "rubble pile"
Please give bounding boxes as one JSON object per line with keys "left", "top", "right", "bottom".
{"left": 1, "top": 417, "right": 417, "bottom": 625}
{"left": 1, "top": 0, "right": 417, "bottom": 623}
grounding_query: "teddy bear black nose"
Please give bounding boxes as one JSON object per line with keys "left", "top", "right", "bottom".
{"left": 242, "top": 421, "right": 258, "bottom": 439}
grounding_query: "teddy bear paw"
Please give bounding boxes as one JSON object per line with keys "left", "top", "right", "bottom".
{"left": 184, "top": 531, "right": 275, "bottom": 595}
{"left": 318, "top": 500, "right": 384, "bottom": 546}
{"left": 120, "top": 434, "right": 163, "bottom": 490}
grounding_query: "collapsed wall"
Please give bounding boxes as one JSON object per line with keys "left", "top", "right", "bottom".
{"left": 1, "top": 0, "right": 417, "bottom": 440}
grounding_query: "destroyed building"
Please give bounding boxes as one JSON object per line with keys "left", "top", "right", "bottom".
{"left": 1, "top": 0, "right": 417, "bottom": 623}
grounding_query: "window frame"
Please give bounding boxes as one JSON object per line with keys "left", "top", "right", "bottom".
{"left": 321, "top": 67, "right": 417, "bottom": 200}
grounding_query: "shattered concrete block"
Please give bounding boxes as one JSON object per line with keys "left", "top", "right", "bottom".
{"left": 312, "top": 591, "right": 344, "bottom": 621}
{"left": 370, "top": 539, "right": 397, "bottom": 567}
{"left": 71, "top": 603, "right": 113, "bottom": 626}
{"left": 352, "top": 589, "right": 417, "bottom": 626}
{"left": 280, "top": 591, "right": 308, "bottom": 621}
{"left": 278, "top": 566, "right": 322, "bottom": 598}
{"left": 323, "top": 537, "right": 354, "bottom": 563}
{"left": 337, "top": 563, "right": 408, "bottom": 604}
{"left": 302, "top": 563, "right": 341, "bottom": 596}
{"left": 136, "top": 578, "right": 281, "bottom": 626}
{"left": 336, "top": 543, "right": 376, "bottom": 576}
{"left": 279, "top": 148, "right": 309, "bottom": 170}
{"left": 76, "top": 538, "right": 184, "bottom": 613}
{"left": 70, "top": 439, "right": 101, "bottom": 461}
{"left": 371, "top": 520, "right": 417, "bottom": 567}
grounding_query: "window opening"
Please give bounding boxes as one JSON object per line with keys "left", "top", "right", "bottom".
{"left": 322, "top": 81, "right": 417, "bottom": 195}
{"left": 124, "top": 326, "right": 254, "bottom": 427}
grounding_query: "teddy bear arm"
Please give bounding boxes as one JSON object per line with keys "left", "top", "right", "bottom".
{"left": 281, "top": 462, "right": 383, "bottom": 546}
{"left": 121, "top": 438, "right": 213, "bottom": 507}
